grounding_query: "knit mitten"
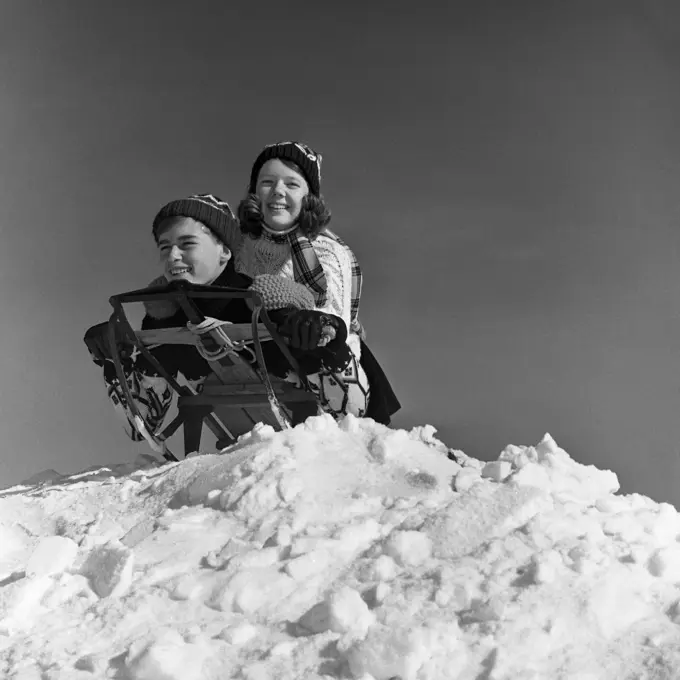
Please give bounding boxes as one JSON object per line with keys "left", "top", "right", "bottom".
{"left": 248, "top": 274, "right": 315, "bottom": 311}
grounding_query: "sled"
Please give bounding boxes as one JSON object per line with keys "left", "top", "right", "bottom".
{"left": 106, "top": 280, "right": 321, "bottom": 462}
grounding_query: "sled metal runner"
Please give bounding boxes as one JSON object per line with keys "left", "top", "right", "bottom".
{"left": 107, "top": 281, "right": 319, "bottom": 462}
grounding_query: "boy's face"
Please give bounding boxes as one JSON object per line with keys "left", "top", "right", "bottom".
{"left": 156, "top": 217, "right": 230, "bottom": 285}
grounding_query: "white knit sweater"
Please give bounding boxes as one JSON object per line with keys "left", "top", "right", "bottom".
{"left": 235, "top": 233, "right": 361, "bottom": 357}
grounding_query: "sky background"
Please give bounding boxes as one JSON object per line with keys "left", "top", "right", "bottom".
{"left": 1, "top": 0, "right": 680, "bottom": 506}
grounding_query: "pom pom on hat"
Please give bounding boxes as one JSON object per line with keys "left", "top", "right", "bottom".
{"left": 248, "top": 142, "right": 322, "bottom": 196}
{"left": 152, "top": 194, "right": 239, "bottom": 250}
{"left": 249, "top": 275, "right": 316, "bottom": 311}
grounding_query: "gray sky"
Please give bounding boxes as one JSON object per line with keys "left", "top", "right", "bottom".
{"left": 1, "top": 0, "right": 680, "bottom": 506}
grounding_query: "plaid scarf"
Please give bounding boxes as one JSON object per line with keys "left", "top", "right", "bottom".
{"left": 262, "top": 228, "right": 363, "bottom": 336}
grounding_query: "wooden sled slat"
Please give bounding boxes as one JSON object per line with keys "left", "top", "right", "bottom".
{"left": 200, "top": 382, "right": 313, "bottom": 396}
{"left": 180, "top": 389, "right": 317, "bottom": 408}
{"left": 136, "top": 324, "right": 272, "bottom": 346}
{"left": 202, "top": 358, "right": 286, "bottom": 435}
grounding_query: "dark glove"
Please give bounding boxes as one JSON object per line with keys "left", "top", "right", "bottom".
{"left": 143, "top": 276, "right": 178, "bottom": 321}
{"left": 276, "top": 309, "right": 347, "bottom": 351}
{"left": 84, "top": 322, "right": 132, "bottom": 365}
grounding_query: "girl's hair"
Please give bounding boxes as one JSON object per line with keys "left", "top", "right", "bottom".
{"left": 238, "top": 159, "right": 331, "bottom": 239}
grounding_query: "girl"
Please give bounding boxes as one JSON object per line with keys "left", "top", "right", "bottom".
{"left": 236, "top": 141, "right": 400, "bottom": 424}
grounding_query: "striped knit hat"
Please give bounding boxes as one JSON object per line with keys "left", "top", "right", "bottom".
{"left": 248, "top": 142, "right": 322, "bottom": 196}
{"left": 152, "top": 194, "right": 239, "bottom": 249}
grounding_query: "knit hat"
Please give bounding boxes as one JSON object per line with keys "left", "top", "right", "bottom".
{"left": 248, "top": 142, "right": 322, "bottom": 196}
{"left": 152, "top": 193, "right": 239, "bottom": 249}
{"left": 248, "top": 274, "right": 315, "bottom": 311}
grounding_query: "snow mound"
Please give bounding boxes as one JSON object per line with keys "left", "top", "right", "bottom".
{"left": 1, "top": 415, "right": 680, "bottom": 679}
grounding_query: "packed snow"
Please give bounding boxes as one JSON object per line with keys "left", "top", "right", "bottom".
{"left": 1, "top": 414, "right": 680, "bottom": 679}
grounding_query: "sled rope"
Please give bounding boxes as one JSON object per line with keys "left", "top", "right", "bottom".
{"left": 187, "top": 317, "right": 256, "bottom": 363}
{"left": 185, "top": 312, "right": 290, "bottom": 429}
{"left": 249, "top": 303, "right": 292, "bottom": 431}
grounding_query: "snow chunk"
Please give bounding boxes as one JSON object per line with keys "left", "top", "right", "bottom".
{"left": 296, "top": 600, "right": 333, "bottom": 635}
{"left": 285, "top": 549, "right": 335, "bottom": 581}
{"left": 328, "top": 586, "right": 375, "bottom": 639}
{"left": 371, "top": 554, "right": 399, "bottom": 581}
{"left": 424, "top": 484, "right": 551, "bottom": 561}
{"left": 568, "top": 544, "right": 606, "bottom": 575}
{"left": 482, "top": 460, "right": 513, "bottom": 483}
{"left": 0, "top": 524, "right": 27, "bottom": 563}
{"left": 454, "top": 467, "right": 481, "bottom": 492}
{"left": 26, "top": 536, "right": 78, "bottom": 577}
{"left": 41, "top": 573, "right": 95, "bottom": 609}
{"left": 588, "top": 573, "right": 654, "bottom": 639}
{"left": 126, "top": 629, "right": 208, "bottom": 680}
{"left": 269, "top": 639, "right": 298, "bottom": 656}
{"left": 667, "top": 600, "right": 680, "bottom": 624}
{"left": 530, "top": 550, "right": 564, "bottom": 584}
{"left": 9, "top": 665, "right": 44, "bottom": 680}
{"left": 510, "top": 436, "right": 619, "bottom": 504}
{"left": 535, "top": 432, "right": 560, "bottom": 456}
{"left": 0, "top": 575, "right": 54, "bottom": 633}
{"left": 647, "top": 546, "right": 680, "bottom": 580}
{"left": 345, "top": 622, "right": 466, "bottom": 680}
{"left": 209, "top": 567, "right": 297, "bottom": 616}
{"left": 80, "top": 540, "right": 134, "bottom": 598}
{"left": 384, "top": 530, "right": 432, "bottom": 568}
{"left": 219, "top": 622, "right": 259, "bottom": 645}
{"left": 169, "top": 574, "right": 204, "bottom": 601}
{"left": 647, "top": 503, "right": 680, "bottom": 544}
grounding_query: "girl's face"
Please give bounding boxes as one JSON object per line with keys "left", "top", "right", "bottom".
{"left": 256, "top": 158, "right": 309, "bottom": 231}
{"left": 156, "top": 217, "right": 230, "bottom": 284}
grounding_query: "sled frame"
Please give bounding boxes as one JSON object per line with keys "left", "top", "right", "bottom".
{"left": 107, "top": 281, "right": 319, "bottom": 461}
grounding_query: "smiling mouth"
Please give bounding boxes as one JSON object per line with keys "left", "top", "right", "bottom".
{"left": 268, "top": 204, "right": 288, "bottom": 211}
{"left": 168, "top": 267, "right": 191, "bottom": 276}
